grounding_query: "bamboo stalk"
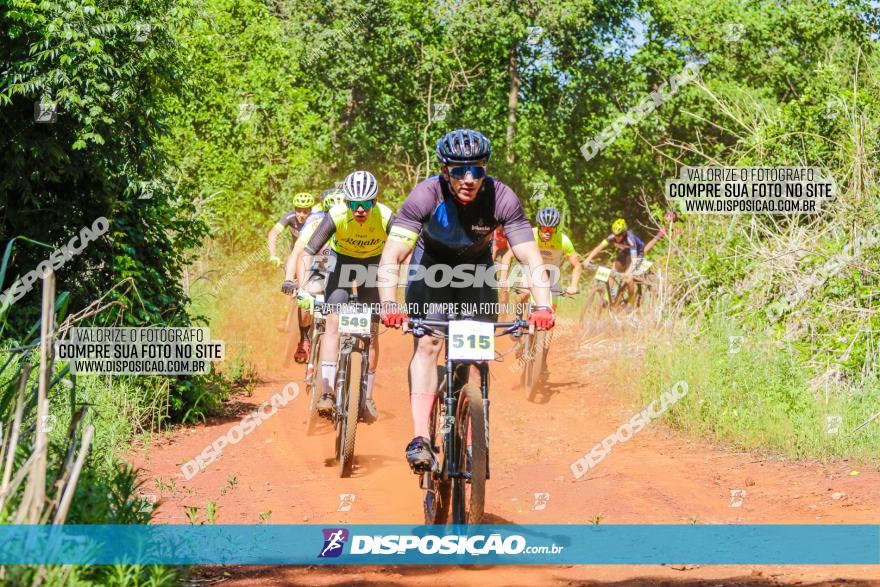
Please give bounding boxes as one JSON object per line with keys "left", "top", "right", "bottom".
{"left": 41, "top": 407, "right": 87, "bottom": 524}
{"left": 28, "top": 270, "right": 55, "bottom": 523}
{"left": 53, "top": 424, "right": 94, "bottom": 525}
{"left": 0, "top": 364, "right": 31, "bottom": 512}
{"left": 0, "top": 452, "right": 38, "bottom": 504}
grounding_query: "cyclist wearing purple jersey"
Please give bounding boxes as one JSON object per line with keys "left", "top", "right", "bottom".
{"left": 376, "top": 129, "right": 556, "bottom": 471}
{"left": 582, "top": 218, "right": 645, "bottom": 305}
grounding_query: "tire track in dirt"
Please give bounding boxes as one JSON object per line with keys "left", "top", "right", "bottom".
{"left": 128, "top": 314, "right": 880, "bottom": 585}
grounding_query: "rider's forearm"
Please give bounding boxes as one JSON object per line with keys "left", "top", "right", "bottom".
{"left": 569, "top": 257, "right": 582, "bottom": 289}
{"left": 378, "top": 240, "right": 412, "bottom": 304}
{"left": 267, "top": 229, "right": 280, "bottom": 258}
{"left": 286, "top": 243, "right": 303, "bottom": 282}
{"left": 497, "top": 248, "right": 514, "bottom": 283}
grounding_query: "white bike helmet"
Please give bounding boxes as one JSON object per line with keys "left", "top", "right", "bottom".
{"left": 342, "top": 170, "right": 378, "bottom": 201}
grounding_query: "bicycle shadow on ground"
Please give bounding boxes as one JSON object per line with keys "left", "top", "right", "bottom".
{"left": 322, "top": 454, "right": 397, "bottom": 477}
{"left": 529, "top": 379, "right": 577, "bottom": 404}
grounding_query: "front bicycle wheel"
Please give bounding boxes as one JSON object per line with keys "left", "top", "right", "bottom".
{"left": 451, "top": 384, "right": 487, "bottom": 525}
{"left": 424, "top": 366, "right": 451, "bottom": 524}
{"left": 338, "top": 350, "right": 362, "bottom": 478}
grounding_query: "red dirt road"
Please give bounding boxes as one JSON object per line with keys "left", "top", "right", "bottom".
{"left": 128, "top": 316, "right": 880, "bottom": 585}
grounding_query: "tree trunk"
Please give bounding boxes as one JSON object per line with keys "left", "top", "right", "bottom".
{"left": 506, "top": 44, "right": 520, "bottom": 164}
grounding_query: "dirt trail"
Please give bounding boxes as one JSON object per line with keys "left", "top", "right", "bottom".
{"left": 128, "top": 311, "right": 880, "bottom": 586}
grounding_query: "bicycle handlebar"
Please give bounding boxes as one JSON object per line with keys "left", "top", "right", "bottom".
{"left": 405, "top": 317, "right": 529, "bottom": 340}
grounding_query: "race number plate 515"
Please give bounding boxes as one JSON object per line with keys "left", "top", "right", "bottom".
{"left": 448, "top": 320, "right": 494, "bottom": 361}
{"left": 339, "top": 312, "right": 371, "bottom": 335}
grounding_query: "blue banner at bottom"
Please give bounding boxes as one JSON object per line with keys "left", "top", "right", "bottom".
{"left": 0, "top": 525, "right": 878, "bottom": 565}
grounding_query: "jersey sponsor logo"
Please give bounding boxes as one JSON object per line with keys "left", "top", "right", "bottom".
{"left": 340, "top": 238, "right": 382, "bottom": 248}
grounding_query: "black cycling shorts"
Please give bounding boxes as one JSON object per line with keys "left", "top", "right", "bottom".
{"left": 324, "top": 252, "right": 381, "bottom": 305}
{"left": 405, "top": 248, "right": 498, "bottom": 322}
{"left": 615, "top": 251, "right": 644, "bottom": 271}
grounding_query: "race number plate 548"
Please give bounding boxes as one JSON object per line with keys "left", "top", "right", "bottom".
{"left": 340, "top": 312, "right": 371, "bottom": 335}
{"left": 448, "top": 320, "right": 494, "bottom": 361}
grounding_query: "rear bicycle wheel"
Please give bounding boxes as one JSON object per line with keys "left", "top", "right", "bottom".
{"left": 338, "top": 350, "right": 361, "bottom": 478}
{"left": 451, "top": 384, "right": 487, "bottom": 525}
{"left": 282, "top": 318, "right": 299, "bottom": 365}
{"left": 519, "top": 332, "right": 533, "bottom": 390}
{"left": 424, "top": 366, "right": 451, "bottom": 524}
{"left": 525, "top": 330, "right": 547, "bottom": 402}
{"left": 305, "top": 331, "right": 323, "bottom": 435}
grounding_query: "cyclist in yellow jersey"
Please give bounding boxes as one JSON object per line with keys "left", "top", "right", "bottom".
{"left": 281, "top": 189, "right": 346, "bottom": 362}
{"left": 500, "top": 207, "right": 581, "bottom": 305}
{"left": 296, "top": 171, "right": 394, "bottom": 424}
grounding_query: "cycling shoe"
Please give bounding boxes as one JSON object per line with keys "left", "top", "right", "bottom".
{"left": 405, "top": 436, "right": 433, "bottom": 473}
{"left": 316, "top": 394, "right": 336, "bottom": 419}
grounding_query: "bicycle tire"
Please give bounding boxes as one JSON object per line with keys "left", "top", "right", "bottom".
{"left": 305, "top": 331, "right": 323, "bottom": 435}
{"left": 525, "top": 330, "right": 547, "bottom": 402}
{"left": 424, "top": 366, "right": 451, "bottom": 524}
{"left": 451, "top": 384, "right": 486, "bottom": 525}
{"left": 333, "top": 349, "right": 349, "bottom": 463}
{"left": 282, "top": 320, "right": 299, "bottom": 365}
{"left": 339, "top": 349, "right": 361, "bottom": 478}
{"left": 519, "top": 332, "right": 533, "bottom": 390}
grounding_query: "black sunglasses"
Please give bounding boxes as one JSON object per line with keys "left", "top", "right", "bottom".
{"left": 448, "top": 165, "right": 487, "bottom": 180}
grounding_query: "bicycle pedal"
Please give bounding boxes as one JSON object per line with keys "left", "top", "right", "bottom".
{"left": 408, "top": 461, "right": 432, "bottom": 475}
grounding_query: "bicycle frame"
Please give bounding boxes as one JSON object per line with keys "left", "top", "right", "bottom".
{"left": 409, "top": 315, "right": 526, "bottom": 483}
{"left": 315, "top": 297, "right": 375, "bottom": 476}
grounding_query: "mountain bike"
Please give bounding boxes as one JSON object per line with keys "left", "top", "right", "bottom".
{"left": 407, "top": 312, "right": 529, "bottom": 525}
{"left": 329, "top": 295, "right": 375, "bottom": 478}
{"left": 579, "top": 260, "right": 654, "bottom": 321}
{"left": 512, "top": 288, "right": 576, "bottom": 402}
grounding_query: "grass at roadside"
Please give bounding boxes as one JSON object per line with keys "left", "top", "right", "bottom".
{"left": 639, "top": 317, "right": 880, "bottom": 463}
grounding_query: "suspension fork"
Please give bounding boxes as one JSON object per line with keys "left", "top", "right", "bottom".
{"left": 335, "top": 336, "right": 354, "bottom": 413}
{"left": 479, "top": 362, "right": 490, "bottom": 480}
{"left": 359, "top": 333, "right": 371, "bottom": 405}
{"left": 443, "top": 348, "right": 457, "bottom": 480}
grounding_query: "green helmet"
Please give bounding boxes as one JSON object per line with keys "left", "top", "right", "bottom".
{"left": 611, "top": 218, "right": 627, "bottom": 235}
{"left": 321, "top": 188, "right": 346, "bottom": 212}
{"left": 291, "top": 192, "right": 316, "bottom": 209}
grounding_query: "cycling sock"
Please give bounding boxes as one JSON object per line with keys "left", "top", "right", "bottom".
{"left": 411, "top": 391, "right": 435, "bottom": 439}
{"left": 365, "top": 370, "right": 376, "bottom": 400}
{"left": 321, "top": 361, "right": 337, "bottom": 396}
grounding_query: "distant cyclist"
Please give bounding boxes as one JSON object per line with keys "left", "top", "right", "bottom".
{"left": 376, "top": 128, "right": 555, "bottom": 472}
{"left": 267, "top": 192, "right": 320, "bottom": 267}
{"left": 297, "top": 171, "right": 394, "bottom": 424}
{"left": 501, "top": 207, "right": 581, "bottom": 304}
{"left": 268, "top": 192, "right": 320, "bottom": 337}
{"left": 581, "top": 218, "right": 645, "bottom": 305}
{"left": 281, "top": 189, "right": 346, "bottom": 362}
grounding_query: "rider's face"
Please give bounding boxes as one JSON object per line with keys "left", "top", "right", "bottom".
{"left": 613, "top": 232, "right": 626, "bottom": 243}
{"left": 538, "top": 226, "right": 555, "bottom": 242}
{"left": 348, "top": 201, "right": 374, "bottom": 223}
{"left": 295, "top": 208, "right": 311, "bottom": 223}
{"left": 443, "top": 164, "right": 486, "bottom": 205}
